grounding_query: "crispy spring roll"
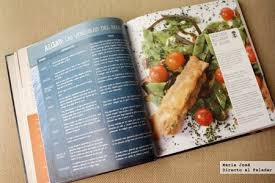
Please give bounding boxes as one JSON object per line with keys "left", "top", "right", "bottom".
{"left": 151, "top": 56, "right": 209, "bottom": 137}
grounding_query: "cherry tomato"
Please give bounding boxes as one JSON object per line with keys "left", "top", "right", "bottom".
{"left": 149, "top": 65, "right": 169, "bottom": 82}
{"left": 255, "top": 75, "right": 262, "bottom": 88}
{"left": 245, "top": 45, "right": 257, "bottom": 64}
{"left": 194, "top": 108, "right": 214, "bottom": 126}
{"left": 220, "top": 7, "right": 235, "bottom": 21}
{"left": 165, "top": 52, "right": 185, "bottom": 71}
{"left": 215, "top": 68, "right": 224, "bottom": 83}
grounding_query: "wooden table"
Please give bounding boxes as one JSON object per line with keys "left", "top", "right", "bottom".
{"left": 0, "top": 0, "right": 274, "bottom": 182}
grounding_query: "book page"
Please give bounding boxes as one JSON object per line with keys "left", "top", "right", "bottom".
{"left": 126, "top": 0, "right": 275, "bottom": 157}
{"left": 209, "top": 28, "right": 271, "bottom": 129}
{"left": 12, "top": 17, "right": 155, "bottom": 183}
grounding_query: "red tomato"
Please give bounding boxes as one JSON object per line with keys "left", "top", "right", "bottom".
{"left": 255, "top": 75, "right": 262, "bottom": 88}
{"left": 165, "top": 52, "right": 185, "bottom": 71}
{"left": 149, "top": 65, "right": 169, "bottom": 82}
{"left": 194, "top": 108, "right": 214, "bottom": 126}
{"left": 245, "top": 45, "right": 257, "bottom": 64}
{"left": 220, "top": 7, "right": 235, "bottom": 21}
{"left": 215, "top": 68, "right": 224, "bottom": 83}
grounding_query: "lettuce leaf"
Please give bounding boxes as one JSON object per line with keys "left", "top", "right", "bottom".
{"left": 146, "top": 82, "right": 166, "bottom": 97}
{"left": 143, "top": 29, "right": 193, "bottom": 67}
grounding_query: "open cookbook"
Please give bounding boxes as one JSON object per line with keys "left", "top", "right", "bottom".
{"left": 6, "top": 0, "right": 275, "bottom": 182}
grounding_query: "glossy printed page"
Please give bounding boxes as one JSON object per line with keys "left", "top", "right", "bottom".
{"left": 26, "top": 17, "right": 155, "bottom": 183}
{"left": 126, "top": 0, "right": 275, "bottom": 156}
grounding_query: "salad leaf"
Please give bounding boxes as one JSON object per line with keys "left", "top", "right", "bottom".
{"left": 214, "top": 90, "right": 227, "bottom": 110}
{"left": 216, "top": 110, "right": 228, "bottom": 121}
{"left": 203, "top": 21, "right": 230, "bottom": 34}
{"left": 208, "top": 59, "right": 219, "bottom": 71}
{"left": 238, "top": 26, "right": 247, "bottom": 43}
{"left": 169, "top": 44, "right": 194, "bottom": 55}
{"left": 146, "top": 82, "right": 166, "bottom": 97}
{"left": 193, "top": 34, "right": 206, "bottom": 56}
{"left": 197, "top": 44, "right": 210, "bottom": 61}
{"left": 180, "top": 21, "right": 194, "bottom": 30}
{"left": 205, "top": 97, "right": 228, "bottom": 121}
{"left": 205, "top": 97, "right": 220, "bottom": 117}
{"left": 225, "top": 97, "right": 232, "bottom": 110}
{"left": 154, "top": 31, "right": 172, "bottom": 45}
{"left": 142, "top": 28, "right": 194, "bottom": 67}
{"left": 147, "top": 94, "right": 162, "bottom": 106}
{"left": 161, "top": 14, "right": 202, "bottom": 34}
{"left": 211, "top": 81, "right": 228, "bottom": 109}
{"left": 142, "top": 30, "right": 167, "bottom": 66}
{"left": 189, "top": 98, "right": 205, "bottom": 115}
{"left": 232, "top": 17, "right": 242, "bottom": 28}
{"left": 165, "top": 19, "right": 193, "bottom": 34}
{"left": 164, "top": 19, "right": 180, "bottom": 34}
{"left": 143, "top": 29, "right": 153, "bottom": 42}
{"left": 204, "top": 34, "right": 215, "bottom": 55}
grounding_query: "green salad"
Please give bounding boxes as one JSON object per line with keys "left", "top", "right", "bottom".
{"left": 142, "top": 7, "right": 261, "bottom": 127}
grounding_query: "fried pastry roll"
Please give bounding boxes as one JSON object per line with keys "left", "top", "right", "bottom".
{"left": 151, "top": 56, "right": 209, "bottom": 137}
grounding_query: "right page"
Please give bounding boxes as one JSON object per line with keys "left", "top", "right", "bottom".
{"left": 126, "top": 0, "right": 275, "bottom": 157}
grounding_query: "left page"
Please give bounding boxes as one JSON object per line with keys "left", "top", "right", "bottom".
{"left": 8, "top": 17, "right": 155, "bottom": 183}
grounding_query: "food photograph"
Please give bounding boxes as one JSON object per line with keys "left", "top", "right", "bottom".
{"left": 127, "top": 0, "right": 275, "bottom": 156}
